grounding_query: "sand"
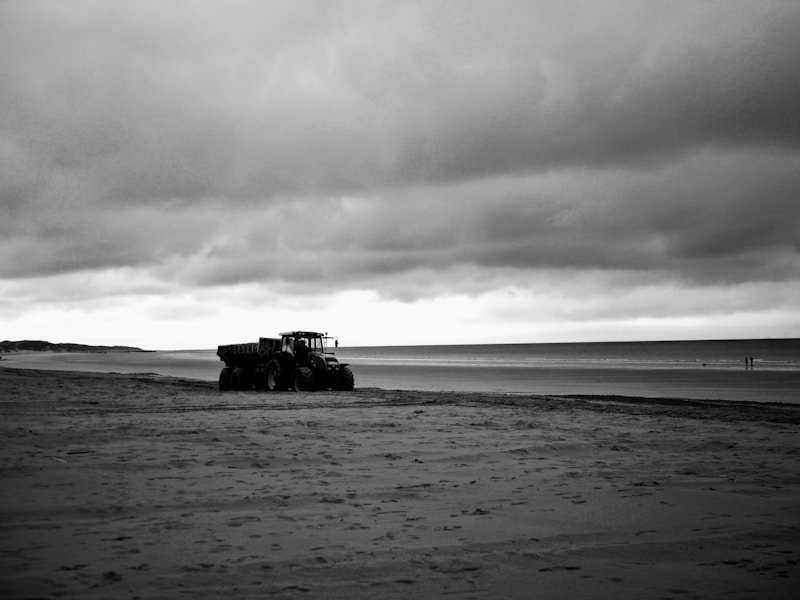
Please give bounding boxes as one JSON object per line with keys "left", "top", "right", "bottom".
{"left": 1, "top": 367, "right": 798, "bottom": 599}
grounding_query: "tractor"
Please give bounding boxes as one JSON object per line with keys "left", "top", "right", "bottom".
{"left": 217, "top": 331, "right": 354, "bottom": 392}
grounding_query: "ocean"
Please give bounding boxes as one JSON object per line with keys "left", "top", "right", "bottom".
{"left": 2, "top": 338, "right": 799, "bottom": 404}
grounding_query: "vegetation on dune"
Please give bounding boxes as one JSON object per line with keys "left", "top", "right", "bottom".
{"left": 0, "top": 340, "right": 146, "bottom": 353}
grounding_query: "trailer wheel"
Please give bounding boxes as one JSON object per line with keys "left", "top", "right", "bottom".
{"left": 231, "top": 368, "right": 249, "bottom": 391}
{"left": 251, "top": 369, "right": 267, "bottom": 390}
{"left": 334, "top": 366, "right": 355, "bottom": 391}
{"left": 293, "top": 367, "right": 315, "bottom": 392}
{"left": 266, "top": 359, "right": 284, "bottom": 391}
{"left": 219, "top": 367, "right": 232, "bottom": 391}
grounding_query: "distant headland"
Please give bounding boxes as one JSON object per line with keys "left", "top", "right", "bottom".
{"left": 0, "top": 340, "right": 148, "bottom": 354}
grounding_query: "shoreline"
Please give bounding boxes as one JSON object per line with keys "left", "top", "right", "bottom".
{"left": 3, "top": 363, "right": 800, "bottom": 413}
{"left": 2, "top": 367, "right": 798, "bottom": 598}
{"left": 3, "top": 351, "right": 799, "bottom": 405}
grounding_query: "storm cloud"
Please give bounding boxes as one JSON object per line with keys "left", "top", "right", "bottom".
{"left": 1, "top": 1, "right": 799, "bottom": 346}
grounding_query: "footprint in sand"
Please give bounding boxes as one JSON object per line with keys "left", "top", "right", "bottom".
{"left": 227, "top": 515, "right": 260, "bottom": 527}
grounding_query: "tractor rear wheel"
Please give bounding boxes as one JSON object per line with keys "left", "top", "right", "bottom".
{"left": 293, "top": 367, "right": 315, "bottom": 392}
{"left": 266, "top": 359, "right": 284, "bottom": 391}
{"left": 219, "top": 367, "right": 232, "bottom": 391}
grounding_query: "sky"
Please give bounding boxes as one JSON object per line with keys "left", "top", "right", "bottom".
{"left": 1, "top": 0, "right": 799, "bottom": 350}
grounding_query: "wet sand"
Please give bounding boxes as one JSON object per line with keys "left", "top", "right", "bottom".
{"left": 1, "top": 367, "right": 798, "bottom": 599}
{"left": 4, "top": 350, "right": 799, "bottom": 403}
{"left": 352, "top": 362, "right": 800, "bottom": 403}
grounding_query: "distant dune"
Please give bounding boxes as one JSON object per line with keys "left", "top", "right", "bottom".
{"left": 0, "top": 340, "right": 147, "bottom": 353}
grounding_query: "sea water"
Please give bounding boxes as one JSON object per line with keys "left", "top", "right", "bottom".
{"left": 2, "top": 339, "right": 798, "bottom": 404}
{"left": 337, "top": 339, "right": 800, "bottom": 403}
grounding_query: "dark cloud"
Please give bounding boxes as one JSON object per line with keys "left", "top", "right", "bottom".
{"left": 45, "top": 149, "right": 780, "bottom": 302}
{"left": 3, "top": 2, "right": 799, "bottom": 202}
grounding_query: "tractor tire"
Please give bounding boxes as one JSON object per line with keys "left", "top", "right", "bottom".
{"left": 266, "top": 359, "right": 284, "bottom": 391}
{"left": 335, "top": 366, "right": 355, "bottom": 391}
{"left": 293, "top": 367, "right": 315, "bottom": 392}
{"left": 219, "top": 367, "right": 232, "bottom": 391}
{"left": 231, "top": 368, "right": 249, "bottom": 391}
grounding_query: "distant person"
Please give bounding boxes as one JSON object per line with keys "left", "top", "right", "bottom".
{"left": 750, "top": 356, "right": 754, "bottom": 369}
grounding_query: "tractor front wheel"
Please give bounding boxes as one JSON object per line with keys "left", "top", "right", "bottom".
{"left": 335, "top": 366, "right": 355, "bottom": 391}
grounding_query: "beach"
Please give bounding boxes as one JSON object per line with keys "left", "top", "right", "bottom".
{"left": 3, "top": 338, "right": 800, "bottom": 404}
{"left": 1, "top": 367, "right": 799, "bottom": 599}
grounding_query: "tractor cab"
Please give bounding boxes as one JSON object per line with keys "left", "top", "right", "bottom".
{"left": 279, "top": 331, "right": 328, "bottom": 357}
